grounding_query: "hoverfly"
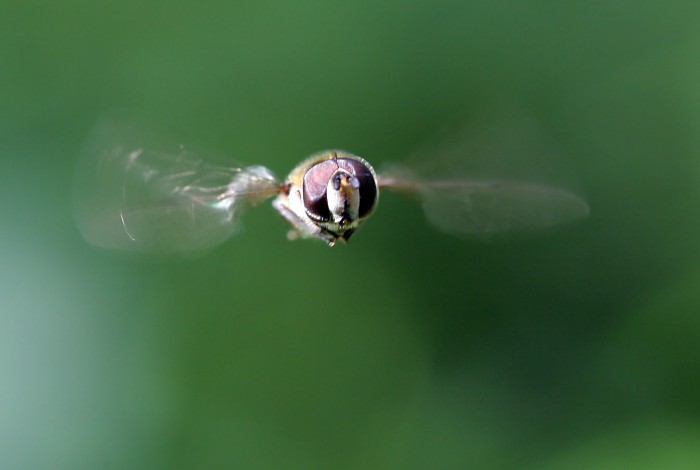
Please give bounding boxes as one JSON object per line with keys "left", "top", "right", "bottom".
{"left": 73, "top": 112, "right": 589, "bottom": 256}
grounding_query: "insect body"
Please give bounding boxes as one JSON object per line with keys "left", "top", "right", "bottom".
{"left": 273, "top": 151, "right": 378, "bottom": 246}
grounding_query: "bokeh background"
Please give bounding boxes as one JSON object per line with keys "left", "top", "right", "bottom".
{"left": 3, "top": 1, "right": 700, "bottom": 468}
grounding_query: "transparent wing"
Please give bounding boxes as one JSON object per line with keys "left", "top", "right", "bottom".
{"left": 377, "top": 111, "right": 590, "bottom": 238}
{"left": 378, "top": 174, "right": 589, "bottom": 237}
{"left": 73, "top": 112, "right": 281, "bottom": 256}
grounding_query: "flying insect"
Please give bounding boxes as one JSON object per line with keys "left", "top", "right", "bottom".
{"left": 73, "top": 113, "right": 589, "bottom": 255}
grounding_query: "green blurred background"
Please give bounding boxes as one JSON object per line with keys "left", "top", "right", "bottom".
{"left": 3, "top": 1, "right": 700, "bottom": 468}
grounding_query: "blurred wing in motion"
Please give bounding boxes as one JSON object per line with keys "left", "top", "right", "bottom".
{"left": 378, "top": 110, "right": 589, "bottom": 238}
{"left": 378, "top": 174, "right": 589, "bottom": 237}
{"left": 73, "top": 112, "right": 281, "bottom": 256}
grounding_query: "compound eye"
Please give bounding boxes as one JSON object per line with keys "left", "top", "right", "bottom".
{"left": 302, "top": 156, "right": 378, "bottom": 222}
{"left": 302, "top": 160, "right": 336, "bottom": 221}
